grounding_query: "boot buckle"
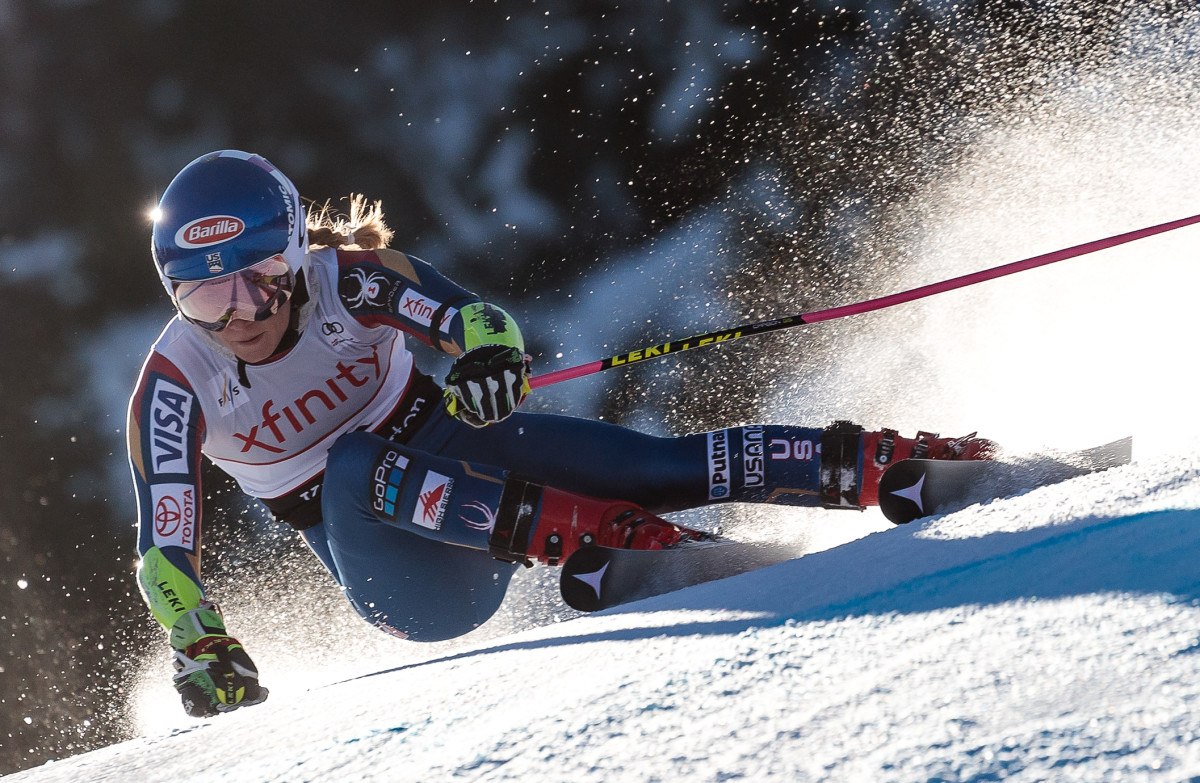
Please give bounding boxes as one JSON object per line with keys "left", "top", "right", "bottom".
{"left": 913, "top": 431, "right": 939, "bottom": 459}
{"left": 874, "top": 428, "right": 898, "bottom": 465}
{"left": 542, "top": 533, "right": 564, "bottom": 566}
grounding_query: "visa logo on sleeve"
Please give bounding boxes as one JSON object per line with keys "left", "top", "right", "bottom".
{"left": 149, "top": 378, "right": 195, "bottom": 476}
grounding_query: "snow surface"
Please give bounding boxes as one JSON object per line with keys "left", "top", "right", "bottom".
{"left": 11, "top": 451, "right": 1200, "bottom": 782}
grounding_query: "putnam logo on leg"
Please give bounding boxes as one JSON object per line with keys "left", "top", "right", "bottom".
{"left": 707, "top": 429, "right": 730, "bottom": 500}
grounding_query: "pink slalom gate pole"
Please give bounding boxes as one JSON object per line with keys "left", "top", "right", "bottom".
{"left": 529, "top": 212, "right": 1200, "bottom": 390}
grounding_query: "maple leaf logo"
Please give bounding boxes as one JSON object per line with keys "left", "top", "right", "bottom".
{"left": 420, "top": 483, "right": 447, "bottom": 525}
{"left": 411, "top": 471, "right": 453, "bottom": 531}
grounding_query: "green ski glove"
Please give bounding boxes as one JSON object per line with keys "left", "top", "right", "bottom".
{"left": 169, "top": 602, "right": 268, "bottom": 718}
{"left": 444, "top": 344, "right": 532, "bottom": 428}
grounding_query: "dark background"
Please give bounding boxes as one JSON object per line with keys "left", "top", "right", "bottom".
{"left": 0, "top": 0, "right": 1183, "bottom": 773}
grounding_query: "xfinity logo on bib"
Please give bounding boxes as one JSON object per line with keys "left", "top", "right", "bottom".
{"left": 232, "top": 348, "right": 383, "bottom": 454}
{"left": 150, "top": 379, "right": 194, "bottom": 476}
{"left": 707, "top": 429, "right": 730, "bottom": 499}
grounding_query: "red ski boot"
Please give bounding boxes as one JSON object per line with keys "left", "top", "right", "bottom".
{"left": 487, "top": 482, "right": 707, "bottom": 567}
{"left": 820, "top": 420, "right": 996, "bottom": 509}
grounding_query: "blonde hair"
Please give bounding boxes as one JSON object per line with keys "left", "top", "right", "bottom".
{"left": 306, "top": 194, "right": 394, "bottom": 250}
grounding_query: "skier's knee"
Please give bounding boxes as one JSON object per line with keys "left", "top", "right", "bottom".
{"left": 362, "top": 613, "right": 414, "bottom": 640}
{"left": 325, "top": 431, "right": 382, "bottom": 486}
{"left": 323, "top": 431, "right": 413, "bottom": 523}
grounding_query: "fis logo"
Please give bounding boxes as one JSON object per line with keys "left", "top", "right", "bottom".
{"left": 149, "top": 379, "right": 194, "bottom": 476}
{"left": 413, "top": 471, "right": 453, "bottom": 531}
{"left": 372, "top": 450, "right": 409, "bottom": 517}
{"left": 218, "top": 379, "right": 238, "bottom": 407}
{"left": 707, "top": 429, "right": 730, "bottom": 499}
{"left": 211, "top": 373, "right": 247, "bottom": 414}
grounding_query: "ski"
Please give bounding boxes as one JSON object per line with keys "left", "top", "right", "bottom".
{"left": 559, "top": 539, "right": 801, "bottom": 612}
{"left": 878, "top": 436, "right": 1133, "bottom": 525}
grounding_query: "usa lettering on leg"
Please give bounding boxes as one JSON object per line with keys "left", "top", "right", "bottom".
{"left": 769, "top": 439, "right": 815, "bottom": 461}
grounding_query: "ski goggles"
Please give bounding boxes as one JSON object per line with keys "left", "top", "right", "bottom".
{"left": 172, "top": 255, "right": 295, "bottom": 332}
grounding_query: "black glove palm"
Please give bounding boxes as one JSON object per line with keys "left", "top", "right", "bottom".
{"left": 444, "top": 345, "right": 531, "bottom": 427}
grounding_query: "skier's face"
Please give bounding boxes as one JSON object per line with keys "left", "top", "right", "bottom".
{"left": 212, "top": 302, "right": 291, "bottom": 363}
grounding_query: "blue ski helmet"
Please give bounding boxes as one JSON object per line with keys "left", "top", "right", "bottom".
{"left": 151, "top": 150, "right": 307, "bottom": 296}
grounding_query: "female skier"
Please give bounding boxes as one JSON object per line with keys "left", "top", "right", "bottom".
{"left": 128, "top": 150, "right": 993, "bottom": 717}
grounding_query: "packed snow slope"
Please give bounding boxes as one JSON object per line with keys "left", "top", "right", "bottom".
{"left": 11, "top": 448, "right": 1200, "bottom": 782}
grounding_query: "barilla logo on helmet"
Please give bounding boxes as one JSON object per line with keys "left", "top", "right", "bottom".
{"left": 175, "top": 215, "right": 245, "bottom": 249}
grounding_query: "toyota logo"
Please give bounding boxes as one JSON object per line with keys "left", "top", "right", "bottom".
{"left": 155, "top": 496, "right": 182, "bottom": 536}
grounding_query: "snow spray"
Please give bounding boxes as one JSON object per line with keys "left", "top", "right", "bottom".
{"left": 531, "top": 211, "right": 1200, "bottom": 390}
{"left": 762, "top": 5, "right": 1200, "bottom": 460}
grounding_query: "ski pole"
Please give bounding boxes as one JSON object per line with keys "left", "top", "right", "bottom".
{"left": 529, "top": 211, "right": 1200, "bottom": 390}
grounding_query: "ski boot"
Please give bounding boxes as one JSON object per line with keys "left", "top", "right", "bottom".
{"left": 488, "top": 482, "right": 708, "bottom": 567}
{"left": 820, "top": 420, "right": 997, "bottom": 509}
